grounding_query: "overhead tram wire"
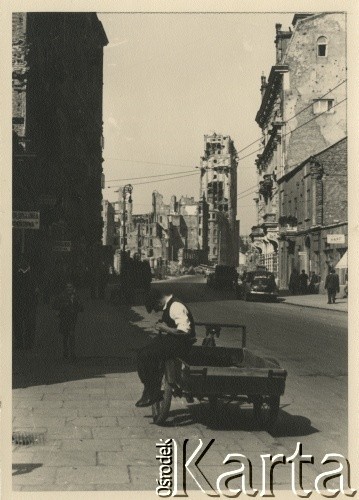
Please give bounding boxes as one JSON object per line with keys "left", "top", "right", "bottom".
{"left": 106, "top": 171, "right": 199, "bottom": 189}
{"left": 237, "top": 97, "right": 347, "bottom": 163}
{"left": 105, "top": 169, "right": 195, "bottom": 184}
{"left": 105, "top": 157, "right": 194, "bottom": 169}
{"left": 236, "top": 79, "right": 347, "bottom": 155}
{"left": 102, "top": 80, "right": 347, "bottom": 172}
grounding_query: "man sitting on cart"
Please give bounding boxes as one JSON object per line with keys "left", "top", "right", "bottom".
{"left": 135, "top": 289, "right": 196, "bottom": 408}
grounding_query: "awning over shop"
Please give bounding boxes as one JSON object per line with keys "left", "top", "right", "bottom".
{"left": 335, "top": 251, "right": 347, "bottom": 269}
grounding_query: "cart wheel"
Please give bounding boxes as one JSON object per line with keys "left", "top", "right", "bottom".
{"left": 252, "top": 395, "right": 280, "bottom": 430}
{"left": 152, "top": 375, "right": 172, "bottom": 426}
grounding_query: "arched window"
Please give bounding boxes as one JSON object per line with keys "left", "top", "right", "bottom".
{"left": 317, "top": 36, "right": 327, "bottom": 57}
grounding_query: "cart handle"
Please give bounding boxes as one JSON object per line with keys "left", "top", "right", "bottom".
{"left": 194, "top": 322, "right": 247, "bottom": 348}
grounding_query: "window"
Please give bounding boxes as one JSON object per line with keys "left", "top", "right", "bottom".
{"left": 199, "top": 228, "right": 202, "bottom": 236}
{"left": 213, "top": 247, "right": 217, "bottom": 255}
{"left": 313, "top": 99, "right": 334, "bottom": 114}
{"left": 317, "top": 36, "right": 327, "bottom": 57}
{"left": 306, "top": 188, "right": 311, "bottom": 220}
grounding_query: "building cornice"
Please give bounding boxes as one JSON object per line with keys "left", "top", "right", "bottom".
{"left": 255, "top": 65, "right": 288, "bottom": 128}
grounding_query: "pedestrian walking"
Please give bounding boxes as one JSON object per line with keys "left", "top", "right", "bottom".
{"left": 54, "top": 282, "right": 83, "bottom": 361}
{"left": 135, "top": 289, "right": 196, "bottom": 407}
{"left": 288, "top": 269, "right": 300, "bottom": 294}
{"left": 13, "top": 256, "right": 39, "bottom": 349}
{"left": 308, "top": 271, "right": 320, "bottom": 294}
{"left": 299, "top": 269, "right": 309, "bottom": 295}
{"left": 324, "top": 268, "right": 340, "bottom": 304}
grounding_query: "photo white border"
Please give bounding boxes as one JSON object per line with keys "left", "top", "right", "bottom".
{"left": 1, "top": 1, "right": 358, "bottom": 499}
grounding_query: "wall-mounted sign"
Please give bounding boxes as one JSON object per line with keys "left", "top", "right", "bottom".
{"left": 13, "top": 211, "right": 40, "bottom": 230}
{"left": 327, "top": 234, "right": 345, "bottom": 245}
{"left": 53, "top": 241, "right": 72, "bottom": 252}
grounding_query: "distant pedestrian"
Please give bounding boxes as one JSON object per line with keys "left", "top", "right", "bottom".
{"left": 288, "top": 269, "right": 300, "bottom": 294}
{"left": 308, "top": 271, "right": 320, "bottom": 294}
{"left": 13, "top": 256, "right": 39, "bottom": 349}
{"left": 54, "top": 282, "right": 83, "bottom": 360}
{"left": 299, "top": 270, "right": 309, "bottom": 295}
{"left": 325, "top": 268, "right": 340, "bottom": 305}
{"left": 343, "top": 271, "right": 348, "bottom": 298}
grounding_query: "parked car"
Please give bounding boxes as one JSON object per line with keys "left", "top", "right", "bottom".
{"left": 207, "top": 265, "right": 238, "bottom": 290}
{"left": 235, "top": 270, "right": 278, "bottom": 301}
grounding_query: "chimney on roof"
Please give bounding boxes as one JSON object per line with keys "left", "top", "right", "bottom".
{"left": 274, "top": 22, "right": 293, "bottom": 63}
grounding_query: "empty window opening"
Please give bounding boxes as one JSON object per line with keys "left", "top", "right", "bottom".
{"left": 317, "top": 36, "right": 327, "bottom": 57}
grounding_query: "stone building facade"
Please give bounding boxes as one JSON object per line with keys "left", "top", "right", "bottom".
{"left": 12, "top": 13, "right": 108, "bottom": 277}
{"left": 278, "top": 137, "right": 347, "bottom": 289}
{"left": 251, "top": 12, "right": 346, "bottom": 286}
{"left": 200, "top": 133, "right": 239, "bottom": 266}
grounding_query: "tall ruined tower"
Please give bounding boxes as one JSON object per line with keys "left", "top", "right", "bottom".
{"left": 199, "top": 133, "right": 239, "bottom": 266}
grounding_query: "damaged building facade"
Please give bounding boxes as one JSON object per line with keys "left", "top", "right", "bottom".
{"left": 200, "top": 133, "right": 239, "bottom": 266}
{"left": 114, "top": 190, "right": 208, "bottom": 273}
{"left": 12, "top": 13, "right": 108, "bottom": 277}
{"left": 251, "top": 12, "right": 346, "bottom": 288}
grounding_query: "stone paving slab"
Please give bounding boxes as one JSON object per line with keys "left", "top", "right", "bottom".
{"left": 12, "top": 465, "right": 57, "bottom": 486}
{"left": 15, "top": 399, "right": 64, "bottom": 409}
{"left": 66, "top": 416, "right": 118, "bottom": 427}
{"left": 18, "top": 484, "right": 96, "bottom": 491}
{"left": 92, "top": 426, "right": 148, "bottom": 439}
{"left": 26, "top": 450, "right": 97, "bottom": 467}
{"left": 98, "top": 451, "right": 156, "bottom": 467}
{"left": 77, "top": 406, "right": 136, "bottom": 417}
{"left": 61, "top": 438, "right": 123, "bottom": 452}
{"left": 55, "top": 465, "right": 130, "bottom": 485}
{"left": 13, "top": 416, "right": 67, "bottom": 428}
{"left": 50, "top": 425, "right": 93, "bottom": 439}
{"left": 15, "top": 408, "right": 79, "bottom": 418}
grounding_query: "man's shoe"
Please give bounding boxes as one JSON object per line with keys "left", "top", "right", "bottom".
{"left": 135, "top": 391, "right": 163, "bottom": 408}
{"left": 135, "top": 396, "right": 153, "bottom": 407}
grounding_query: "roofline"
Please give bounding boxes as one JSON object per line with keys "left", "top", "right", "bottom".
{"left": 255, "top": 65, "right": 289, "bottom": 127}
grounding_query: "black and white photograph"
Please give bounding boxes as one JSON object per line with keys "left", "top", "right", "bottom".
{"left": 5, "top": 2, "right": 357, "bottom": 497}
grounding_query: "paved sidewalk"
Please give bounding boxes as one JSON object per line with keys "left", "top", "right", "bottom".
{"left": 14, "top": 292, "right": 307, "bottom": 493}
{"left": 281, "top": 293, "right": 348, "bottom": 312}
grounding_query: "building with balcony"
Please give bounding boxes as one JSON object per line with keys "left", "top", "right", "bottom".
{"left": 199, "top": 133, "right": 239, "bottom": 266}
{"left": 251, "top": 12, "right": 346, "bottom": 286}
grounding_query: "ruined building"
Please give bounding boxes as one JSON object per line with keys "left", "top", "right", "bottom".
{"left": 199, "top": 133, "right": 239, "bottom": 266}
{"left": 251, "top": 12, "right": 346, "bottom": 287}
{"left": 115, "top": 190, "right": 208, "bottom": 273}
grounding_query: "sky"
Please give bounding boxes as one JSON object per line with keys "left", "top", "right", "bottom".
{"left": 98, "top": 12, "right": 293, "bottom": 234}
